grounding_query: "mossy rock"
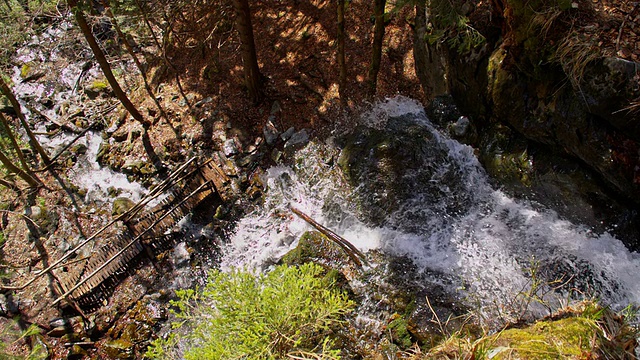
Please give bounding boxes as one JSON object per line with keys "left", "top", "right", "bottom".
{"left": 481, "top": 316, "right": 601, "bottom": 359}
{"left": 387, "top": 314, "right": 414, "bottom": 348}
{"left": 103, "top": 339, "right": 135, "bottom": 359}
{"left": 427, "top": 302, "right": 636, "bottom": 359}
{"left": 338, "top": 116, "right": 473, "bottom": 226}
{"left": 281, "top": 230, "right": 350, "bottom": 267}
{"left": 112, "top": 197, "right": 135, "bottom": 216}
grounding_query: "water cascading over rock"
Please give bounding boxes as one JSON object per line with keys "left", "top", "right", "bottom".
{"left": 223, "top": 97, "right": 640, "bottom": 331}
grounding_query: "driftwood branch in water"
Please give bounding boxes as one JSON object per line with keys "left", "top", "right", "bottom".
{"left": 290, "top": 206, "right": 368, "bottom": 268}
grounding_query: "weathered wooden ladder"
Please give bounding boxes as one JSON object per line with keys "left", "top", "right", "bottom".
{"left": 1, "top": 157, "right": 232, "bottom": 311}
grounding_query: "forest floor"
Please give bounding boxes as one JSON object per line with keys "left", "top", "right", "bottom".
{"left": 0, "top": 0, "right": 639, "bottom": 358}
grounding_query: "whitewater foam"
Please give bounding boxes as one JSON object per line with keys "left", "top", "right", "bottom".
{"left": 222, "top": 96, "right": 640, "bottom": 326}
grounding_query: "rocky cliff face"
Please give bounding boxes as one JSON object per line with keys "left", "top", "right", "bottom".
{"left": 413, "top": 0, "right": 640, "bottom": 246}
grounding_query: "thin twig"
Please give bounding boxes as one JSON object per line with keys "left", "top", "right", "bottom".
{"left": 616, "top": 19, "right": 626, "bottom": 51}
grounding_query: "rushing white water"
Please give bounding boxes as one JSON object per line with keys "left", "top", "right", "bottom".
{"left": 223, "top": 96, "right": 640, "bottom": 326}
{"left": 9, "top": 20, "right": 148, "bottom": 206}
{"left": 68, "top": 131, "right": 147, "bottom": 204}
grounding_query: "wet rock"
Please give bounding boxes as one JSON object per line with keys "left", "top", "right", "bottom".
{"left": 449, "top": 115, "right": 477, "bottom": 144}
{"left": 271, "top": 148, "right": 283, "bottom": 163}
{"left": 122, "top": 159, "right": 154, "bottom": 176}
{"left": 47, "top": 316, "right": 92, "bottom": 338}
{"left": 479, "top": 123, "right": 640, "bottom": 245}
{"left": 172, "top": 242, "right": 191, "bottom": 267}
{"left": 103, "top": 339, "right": 135, "bottom": 359}
{"left": 223, "top": 138, "right": 239, "bottom": 157}
{"left": 338, "top": 116, "right": 472, "bottom": 226}
{"left": 112, "top": 197, "right": 135, "bottom": 216}
{"left": 280, "top": 126, "right": 295, "bottom": 141}
{"left": 281, "top": 231, "right": 351, "bottom": 270}
{"left": 263, "top": 116, "right": 280, "bottom": 145}
{"left": 0, "top": 293, "right": 19, "bottom": 315}
{"left": 283, "top": 129, "right": 310, "bottom": 157}
{"left": 68, "top": 344, "right": 89, "bottom": 359}
{"left": 237, "top": 153, "right": 259, "bottom": 167}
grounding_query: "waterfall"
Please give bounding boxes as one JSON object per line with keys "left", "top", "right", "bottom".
{"left": 222, "top": 96, "right": 640, "bottom": 328}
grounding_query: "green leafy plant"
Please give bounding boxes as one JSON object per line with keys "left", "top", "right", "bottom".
{"left": 146, "top": 263, "right": 355, "bottom": 359}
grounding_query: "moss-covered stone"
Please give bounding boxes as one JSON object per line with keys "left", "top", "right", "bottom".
{"left": 112, "top": 197, "right": 135, "bottom": 216}
{"left": 103, "top": 339, "right": 135, "bottom": 359}
{"left": 482, "top": 316, "right": 598, "bottom": 359}
{"left": 426, "top": 302, "right": 637, "bottom": 359}
{"left": 387, "top": 314, "right": 414, "bottom": 348}
{"left": 281, "top": 230, "right": 349, "bottom": 267}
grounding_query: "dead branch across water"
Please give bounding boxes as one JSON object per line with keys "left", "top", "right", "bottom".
{"left": 290, "top": 206, "right": 368, "bottom": 268}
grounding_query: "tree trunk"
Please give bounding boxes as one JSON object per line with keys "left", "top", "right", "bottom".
{"left": 67, "top": 0, "right": 147, "bottom": 126}
{"left": 0, "top": 148, "right": 39, "bottom": 188}
{"left": 337, "top": 0, "right": 347, "bottom": 100}
{"left": 367, "top": 0, "right": 387, "bottom": 98}
{"left": 0, "top": 74, "right": 51, "bottom": 166}
{"left": 412, "top": 1, "right": 448, "bottom": 99}
{"left": 102, "top": 0, "right": 168, "bottom": 122}
{"left": 232, "top": 0, "right": 263, "bottom": 104}
{"left": 0, "top": 112, "right": 40, "bottom": 183}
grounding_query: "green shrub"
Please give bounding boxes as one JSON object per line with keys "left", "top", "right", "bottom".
{"left": 146, "top": 263, "right": 355, "bottom": 360}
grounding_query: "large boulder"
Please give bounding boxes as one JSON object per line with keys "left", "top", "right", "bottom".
{"left": 337, "top": 115, "right": 473, "bottom": 227}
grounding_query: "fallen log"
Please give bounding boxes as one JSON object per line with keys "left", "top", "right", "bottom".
{"left": 290, "top": 206, "right": 368, "bottom": 268}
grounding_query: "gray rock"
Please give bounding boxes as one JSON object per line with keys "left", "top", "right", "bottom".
{"left": 283, "top": 129, "right": 310, "bottom": 154}
{"left": 195, "top": 96, "right": 213, "bottom": 107}
{"left": 263, "top": 116, "right": 280, "bottom": 145}
{"left": 223, "top": 138, "right": 239, "bottom": 157}
{"left": 270, "top": 100, "right": 282, "bottom": 115}
{"left": 280, "top": 127, "right": 296, "bottom": 141}
{"left": 173, "top": 242, "right": 191, "bottom": 267}
{"left": 451, "top": 116, "right": 470, "bottom": 137}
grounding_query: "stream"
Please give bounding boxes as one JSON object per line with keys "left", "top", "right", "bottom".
{"left": 223, "top": 97, "right": 640, "bottom": 329}
{"left": 5, "top": 16, "right": 640, "bottom": 355}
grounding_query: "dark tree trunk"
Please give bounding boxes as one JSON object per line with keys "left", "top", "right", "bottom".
{"left": 412, "top": 1, "right": 448, "bottom": 99}
{"left": 367, "top": 0, "right": 386, "bottom": 98}
{"left": 0, "top": 112, "right": 40, "bottom": 184}
{"left": 232, "top": 0, "right": 263, "bottom": 104}
{"left": 0, "top": 148, "right": 39, "bottom": 188}
{"left": 67, "top": 0, "right": 147, "bottom": 126}
{"left": 0, "top": 74, "right": 51, "bottom": 166}
{"left": 102, "top": 0, "right": 167, "bottom": 122}
{"left": 337, "top": 0, "right": 347, "bottom": 100}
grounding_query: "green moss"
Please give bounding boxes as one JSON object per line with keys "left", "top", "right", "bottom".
{"left": 281, "top": 230, "right": 348, "bottom": 266}
{"left": 424, "top": 302, "right": 637, "bottom": 359}
{"left": 20, "top": 63, "right": 32, "bottom": 79}
{"left": 89, "top": 78, "right": 109, "bottom": 91}
{"left": 388, "top": 314, "right": 414, "bottom": 348}
{"left": 482, "top": 317, "right": 598, "bottom": 359}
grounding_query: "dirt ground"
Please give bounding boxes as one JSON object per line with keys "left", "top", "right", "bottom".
{"left": 0, "top": 0, "right": 639, "bottom": 357}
